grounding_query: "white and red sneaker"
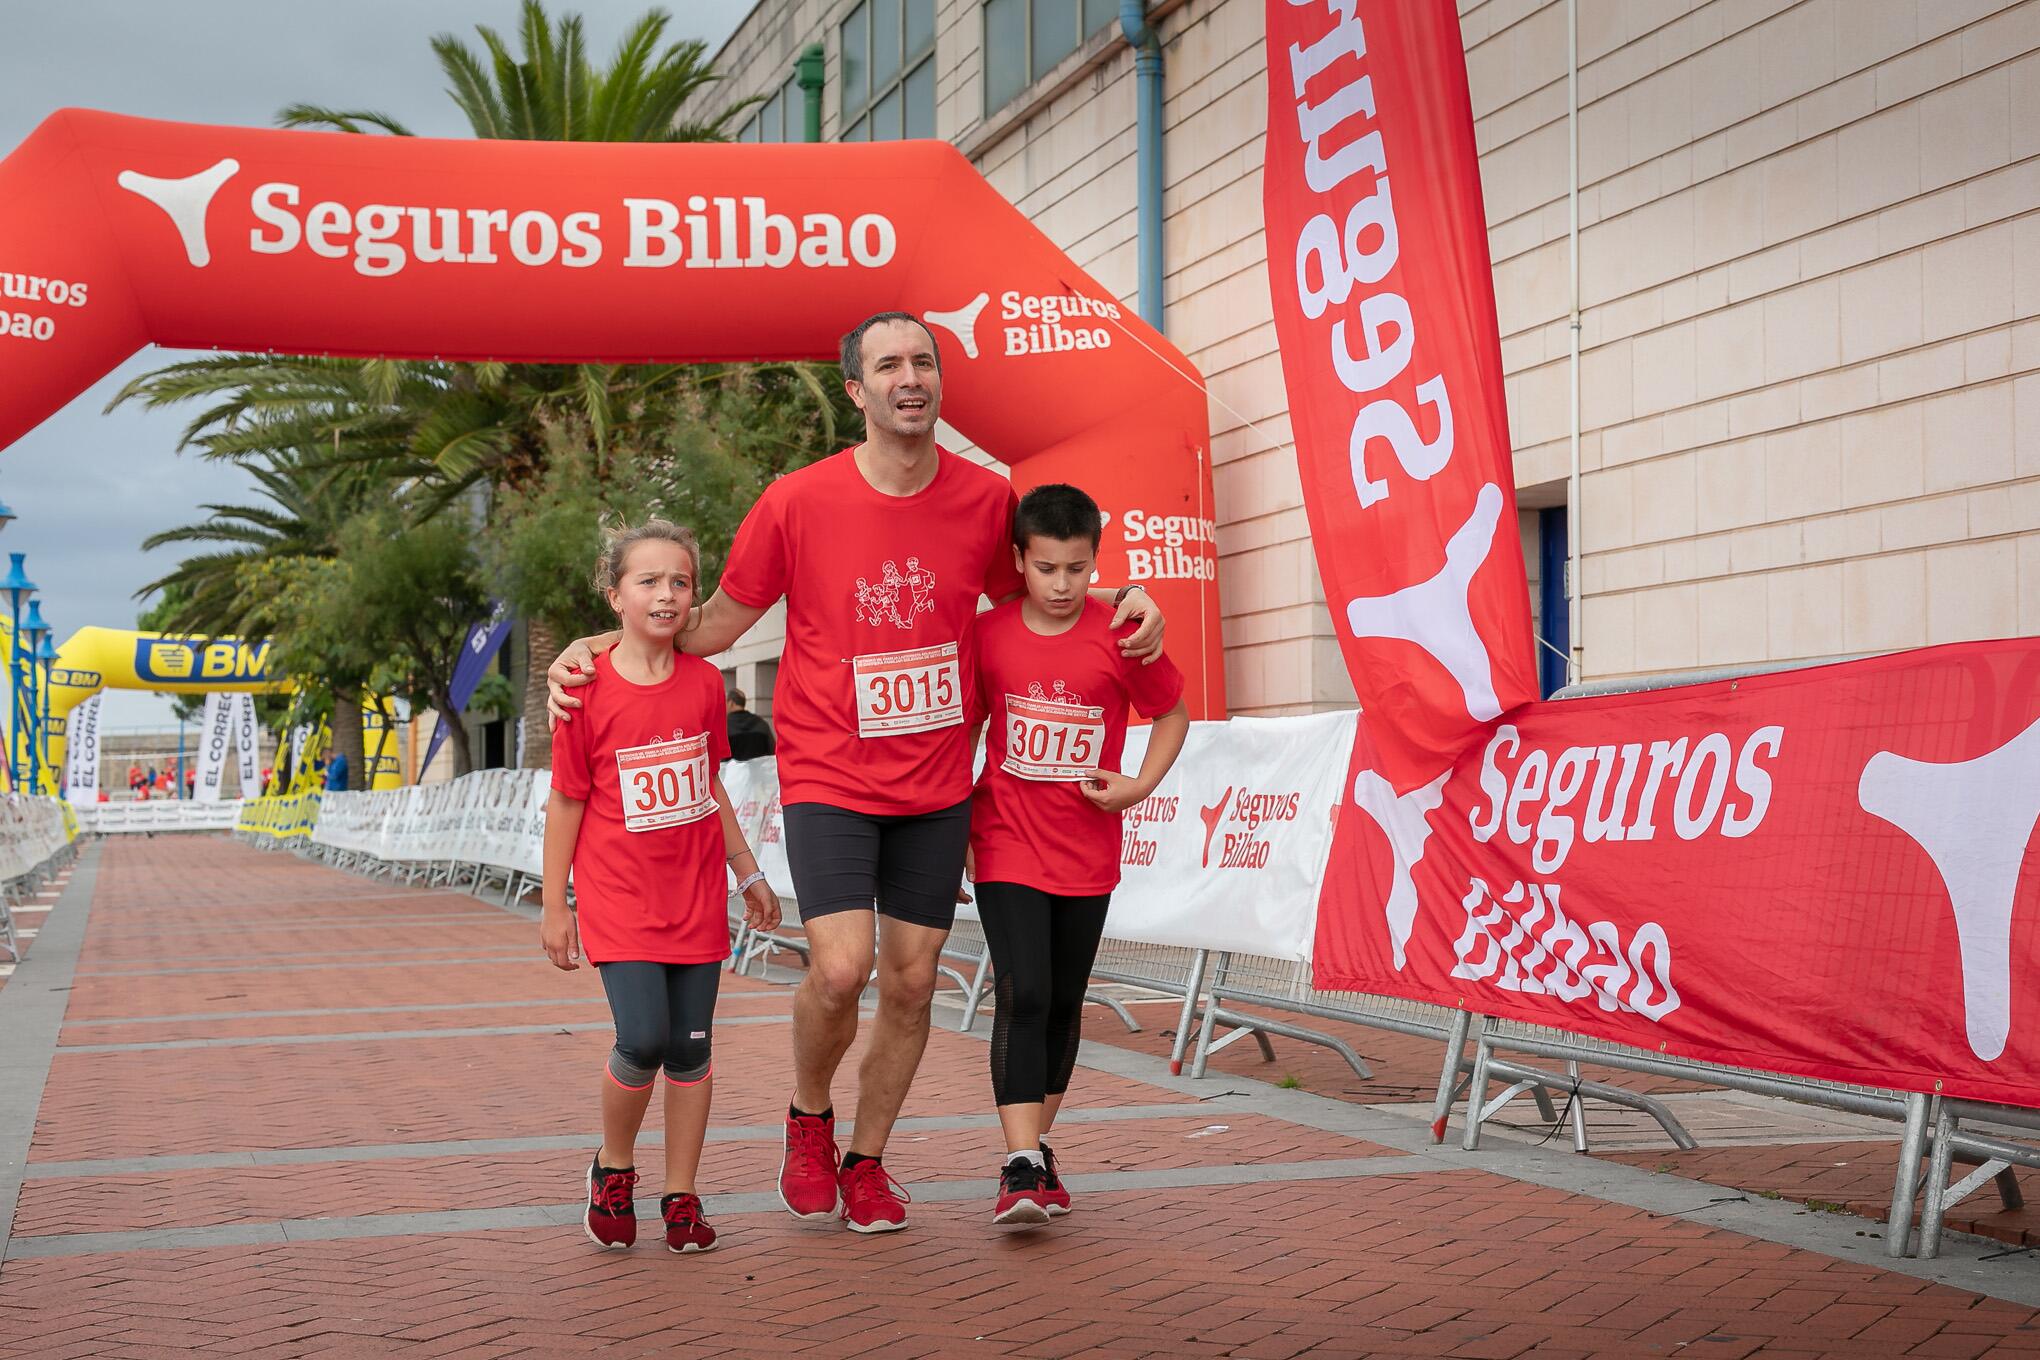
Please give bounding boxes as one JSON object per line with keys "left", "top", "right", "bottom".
{"left": 584, "top": 1158, "right": 639, "bottom": 1250}
{"left": 993, "top": 1157, "right": 1051, "bottom": 1227}
{"left": 840, "top": 1158, "right": 910, "bottom": 1233}
{"left": 661, "top": 1192, "right": 717, "bottom": 1253}
{"left": 1039, "top": 1141, "right": 1072, "bottom": 1216}
{"left": 779, "top": 1110, "right": 842, "bottom": 1220}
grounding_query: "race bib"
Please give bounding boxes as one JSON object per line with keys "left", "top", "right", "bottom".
{"left": 1002, "top": 694, "right": 1107, "bottom": 781}
{"left": 853, "top": 641, "right": 964, "bottom": 737}
{"left": 615, "top": 733, "right": 714, "bottom": 832}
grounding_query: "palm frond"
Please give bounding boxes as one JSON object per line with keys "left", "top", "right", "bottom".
{"left": 274, "top": 104, "right": 417, "bottom": 136}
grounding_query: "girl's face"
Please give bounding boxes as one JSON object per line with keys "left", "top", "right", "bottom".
{"left": 607, "top": 539, "right": 696, "bottom": 641}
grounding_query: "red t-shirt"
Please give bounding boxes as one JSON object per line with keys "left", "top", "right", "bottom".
{"left": 549, "top": 650, "right": 733, "bottom": 964}
{"left": 719, "top": 447, "right": 1023, "bottom": 815}
{"left": 969, "top": 599, "right": 1185, "bottom": 895}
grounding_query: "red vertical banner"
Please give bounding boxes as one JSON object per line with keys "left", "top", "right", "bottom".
{"left": 1262, "top": 0, "right": 1537, "bottom": 791}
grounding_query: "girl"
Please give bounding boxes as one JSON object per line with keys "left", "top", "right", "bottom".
{"left": 542, "top": 518, "right": 780, "bottom": 1254}
{"left": 966, "top": 483, "right": 1189, "bottom": 1226}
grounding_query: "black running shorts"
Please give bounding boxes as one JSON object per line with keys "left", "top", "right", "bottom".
{"left": 782, "top": 798, "right": 971, "bottom": 931}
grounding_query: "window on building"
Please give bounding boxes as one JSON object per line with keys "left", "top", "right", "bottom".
{"left": 739, "top": 69, "right": 808, "bottom": 142}
{"left": 840, "top": 0, "right": 936, "bottom": 141}
{"left": 983, "top": 0, "right": 1119, "bottom": 117}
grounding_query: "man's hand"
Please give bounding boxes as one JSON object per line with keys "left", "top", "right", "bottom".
{"left": 540, "top": 903, "right": 580, "bottom": 970}
{"left": 1112, "top": 588, "right": 1167, "bottom": 663}
{"left": 545, "top": 635, "right": 607, "bottom": 726}
{"left": 742, "top": 878, "right": 782, "bottom": 933}
{"left": 1081, "top": 770, "right": 1151, "bottom": 814}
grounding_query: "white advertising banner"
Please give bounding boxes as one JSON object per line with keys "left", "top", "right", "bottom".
{"left": 1103, "top": 712, "right": 1356, "bottom": 963}
{"left": 233, "top": 693, "right": 260, "bottom": 794}
{"left": 194, "top": 692, "right": 235, "bottom": 802}
{"left": 64, "top": 693, "right": 103, "bottom": 807}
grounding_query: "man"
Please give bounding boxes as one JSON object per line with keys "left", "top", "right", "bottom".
{"left": 726, "top": 687, "right": 775, "bottom": 761}
{"left": 549, "top": 311, "right": 1163, "bottom": 1233}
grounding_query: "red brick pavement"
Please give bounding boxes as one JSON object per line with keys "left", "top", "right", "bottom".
{"left": 14, "top": 1115, "right": 1385, "bottom": 1237}
{"left": 2, "top": 836, "right": 2035, "bottom": 1360}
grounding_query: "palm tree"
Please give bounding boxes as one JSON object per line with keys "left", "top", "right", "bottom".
{"left": 119, "top": 2, "right": 777, "bottom": 774}
{"left": 138, "top": 447, "right": 388, "bottom": 786}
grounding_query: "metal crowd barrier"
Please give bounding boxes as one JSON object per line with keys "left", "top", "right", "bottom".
{"left": 0, "top": 797, "right": 81, "bottom": 964}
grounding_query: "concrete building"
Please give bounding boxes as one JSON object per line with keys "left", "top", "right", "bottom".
{"left": 689, "top": 0, "right": 2040, "bottom": 713}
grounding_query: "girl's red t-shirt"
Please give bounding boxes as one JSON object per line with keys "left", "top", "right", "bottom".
{"left": 969, "top": 599, "right": 1185, "bottom": 896}
{"left": 549, "top": 650, "right": 732, "bottom": 964}
{"left": 717, "top": 447, "right": 1023, "bottom": 816}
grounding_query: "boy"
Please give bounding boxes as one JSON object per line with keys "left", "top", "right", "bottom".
{"left": 966, "top": 483, "right": 1189, "bottom": 1226}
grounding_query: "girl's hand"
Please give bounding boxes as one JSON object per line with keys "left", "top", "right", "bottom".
{"left": 743, "top": 878, "right": 781, "bottom": 933}
{"left": 1080, "top": 770, "right": 1149, "bottom": 814}
{"left": 957, "top": 845, "right": 975, "bottom": 904}
{"left": 540, "top": 903, "right": 580, "bottom": 971}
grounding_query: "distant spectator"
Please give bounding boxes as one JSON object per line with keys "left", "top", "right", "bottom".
{"left": 324, "top": 752, "right": 349, "bottom": 791}
{"left": 725, "top": 687, "right": 775, "bottom": 762}
{"left": 96, "top": 788, "right": 109, "bottom": 803}
{"left": 127, "top": 763, "right": 143, "bottom": 793}
{"left": 144, "top": 764, "right": 158, "bottom": 789}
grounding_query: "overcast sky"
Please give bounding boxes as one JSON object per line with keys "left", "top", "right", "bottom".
{"left": 1, "top": 0, "right": 755, "bottom": 730}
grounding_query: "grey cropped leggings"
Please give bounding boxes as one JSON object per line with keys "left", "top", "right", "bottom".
{"left": 596, "top": 960, "right": 720, "bottom": 1089}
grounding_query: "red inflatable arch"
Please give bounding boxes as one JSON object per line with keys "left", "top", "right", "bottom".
{"left": 0, "top": 111, "right": 1224, "bottom": 716}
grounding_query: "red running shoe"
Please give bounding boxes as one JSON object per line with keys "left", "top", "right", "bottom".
{"left": 1039, "top": 1141, "right": 1071, "bottom": 1216}
{"left": 993, "top": 1157, "right": 1051, "bottom": 1227}
{"left": 778, "top": 1111, "right": 842, "bottom": 1220}
{"left": 840, "top": 1158, "right": 910, "bottom": 1233}
{"left": 661, "top": 1192, "right": 717, "bottom": 1253}
{"left": 584, "top": 1157, "right": 638, "bottom": 1250}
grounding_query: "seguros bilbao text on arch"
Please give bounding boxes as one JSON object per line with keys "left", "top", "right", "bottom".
{"left": 249, "top": 185, "right": 898, "bottom": 278}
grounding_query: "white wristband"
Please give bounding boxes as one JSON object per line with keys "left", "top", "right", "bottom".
{"left": 733, "top": 870, "right": 767, "bottom": 895}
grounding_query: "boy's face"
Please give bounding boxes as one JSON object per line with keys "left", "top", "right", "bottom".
{"left": 1015, "top": 533, "right": 1096, "bottom": 620}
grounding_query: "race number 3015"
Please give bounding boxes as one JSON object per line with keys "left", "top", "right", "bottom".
{"left": 1002, "top": 694, "right": 1106, "bottom": 781}
{"left": 615, "top": 733, "right": 714, "bottom": 832}
{"left": 852, "top": 641, "right": 963, "bottom": 737}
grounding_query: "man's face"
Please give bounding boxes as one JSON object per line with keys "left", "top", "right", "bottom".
{"left": 846, "top": 319, "right": 941, "bottom": 438}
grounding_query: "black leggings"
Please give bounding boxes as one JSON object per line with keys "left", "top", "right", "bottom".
{"left": 596, "top": 961, "right": 720, "bottom": 1089}
{"left": 977, "top": 883, "right": 1111, "bottom": 1106}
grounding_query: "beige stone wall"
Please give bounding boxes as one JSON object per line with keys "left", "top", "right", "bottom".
{"left": 692, "top": 0, "right": 2040, "bottom": 708}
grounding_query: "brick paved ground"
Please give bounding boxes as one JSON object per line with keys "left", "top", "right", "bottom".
{"left": 1, "top": 837, "right": 2037, "bottom": 1359}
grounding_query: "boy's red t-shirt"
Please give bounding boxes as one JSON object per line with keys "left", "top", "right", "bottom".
{"left": 969, "top": 598, "right": 1185, "bottom": 896}
{"left": 718, "top": 447, "right": 1023, "bottom": 816}
{"left": 549, "top": 650, "right": 732, "bottom": 964}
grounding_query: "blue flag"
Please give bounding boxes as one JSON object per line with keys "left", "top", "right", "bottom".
{"left": 422, "top": 602, "right": 513, "bottom": 774}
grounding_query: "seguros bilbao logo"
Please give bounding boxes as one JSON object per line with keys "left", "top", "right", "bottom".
{"left": 923, "top": 289, "right": 1123, "bottom": 360}
{"left": 1198, "top": 786, "right": 1303, "bottom": 869}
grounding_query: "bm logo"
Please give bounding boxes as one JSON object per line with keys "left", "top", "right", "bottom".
{"left": 136, "top": 638, "right": 273, "bottom": 684}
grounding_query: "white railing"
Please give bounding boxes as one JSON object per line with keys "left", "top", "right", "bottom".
{"left": 76, "top": 799, "right": 243, "bottom": 834}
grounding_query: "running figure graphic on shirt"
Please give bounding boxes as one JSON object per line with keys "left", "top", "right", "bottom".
{"left": 1025, "top": 679, "right": 1085, "bottom": 706}
{"left": 853, "top": 559, "right": 939, "bottom": 629}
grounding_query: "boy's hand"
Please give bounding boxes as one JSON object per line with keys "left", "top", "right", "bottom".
{"left": 1081, "top": 770, "right": 1149, "bottom": 814}
{"left": 1112, "top": 590, "right": 1167, "bottom": 663}
{"left": 540, "top": 903, "right": 580, "bottom": 970}
{"left": 743, "top": 878, "right": 782, "bottom": 933}
{"left": 546, "top": 638, "right": 602, "bottom": 724}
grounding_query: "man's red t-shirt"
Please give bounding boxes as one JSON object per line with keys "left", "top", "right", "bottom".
{"left": 719, "top": 447, "right": 1023, "bottom": 816}
{"left": 969, "top": 599, "right": 1185, "bottom": 896}
{"left": 550, "top": 650, "right": 732, "bottom": 964}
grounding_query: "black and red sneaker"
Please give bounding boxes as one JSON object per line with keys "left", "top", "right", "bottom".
{"left": 661, "top": 1192, "right": 717, "bottom": 1253}
{"left": 1039, "top": 1141, "right": 1071, "bottom": 1216}
{"left": 993, "top": 1156, "right": 1051, "bottom": 1227}
{"left": 584, "top": 1157, "right": 639, "bottom": 1250}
